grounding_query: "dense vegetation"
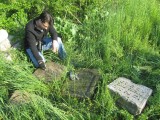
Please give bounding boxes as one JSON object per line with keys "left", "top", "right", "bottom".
{"left": 0, "top": 0, "right": 160, "bottom": 119}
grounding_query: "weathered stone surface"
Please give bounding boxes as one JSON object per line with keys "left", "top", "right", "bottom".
{"left": 0, "top": 38, "right": 11, "bottom": 51}
{"left": 9, "top": 90, "right": 31, "bottom": 104}
{"left": 0, "top": 30, "right": 21, "bottom": 51}
{"left": 65, "top": 68, "right": 100, "bottom": 98}
{"left": 0, "top": 29, "right": 8, "bottom": 42}
{"left": 0, "top": 29, "right": 11, "bottom": 51}
{"left": 33, "top": 61, "right": 67, "bottom": 82}
{"left": 107, "top": 77, "right": 152, "bottom": 115}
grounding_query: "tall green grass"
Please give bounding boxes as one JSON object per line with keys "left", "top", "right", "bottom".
{"left": 70, "top": 0, "right": 160, "bottom": 119}
{"left": 0, "top": 0, "right": 160, "bottom": 119}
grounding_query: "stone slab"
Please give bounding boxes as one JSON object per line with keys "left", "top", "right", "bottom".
{"left": 33, "top": 62, "right": 66, "bottom": 82}
{"left": 0, "top": 29, "right": 8, "bottom": 43}
{"left": 9, "top": 90, "right": 31, "bottom": 104}
{"left": 9, "top": 90, "right": 42, "bottom": 105}
{"left": 107, "top": 77, "right": 152, "bottom": 115}
{"left": 0, "top": 30, "right": 11, "bottom": 51}
{"left": 0, "top": 38, "right": 11, "bottom": 51}
{"left": 65, "top": 68, "right": 100, "bottom": 98}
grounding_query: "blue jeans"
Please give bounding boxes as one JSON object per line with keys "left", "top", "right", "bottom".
{"left": 26, "top": 37, "right": 66, "bottom": 68}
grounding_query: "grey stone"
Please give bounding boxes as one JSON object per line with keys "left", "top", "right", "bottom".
{"left": 0, "top": 30, "right": 11, "bottom": 51}
{"left": 0, "top": 29, "right": 8, "bottom": 42}
{"left": 33, "top": 61, "right": 67, "bottom": 82}
{"left": 64, "top": 68, "right": 100, "bottom": 98}
{"left": 107, "top": 77, "right": 152, "bottom": 115}
{"left": 0, "top": 38, "right": 11, "bottom": 51}
{"left": 9, "top": 90, "right": 43, "bottom": 105}
{"left": 0, "top": 30, "right": 21, "bottom": 51}
{"left": 9, "top": 90, "right": 31, "bottom": 104}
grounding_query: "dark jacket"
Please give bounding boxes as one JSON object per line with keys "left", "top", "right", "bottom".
{"left": 24, "top": 18, "right": 58, "bottom": 62}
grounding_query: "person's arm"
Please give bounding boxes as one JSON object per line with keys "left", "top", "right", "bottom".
{"left": 49, "top": 25, "right": 58, "bottom": 41}
{"left": 49, "top": 24, "right": 59, "bottom": 53}
{"left": 26, "top": 30, "right": 42, "bottom": 60}
{"left": 26, "top": 29, "right": 46, "bottom": 69}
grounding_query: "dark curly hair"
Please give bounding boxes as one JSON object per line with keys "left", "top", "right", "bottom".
{"left": 37, "top": 11, "right": 53, "bottom": 25}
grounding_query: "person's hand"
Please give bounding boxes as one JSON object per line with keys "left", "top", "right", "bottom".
{"left": 52, "top": 40, "right": 59, "bottom": 54}
{"left": 38, "top": 60, "right": 46, "bottom": 70}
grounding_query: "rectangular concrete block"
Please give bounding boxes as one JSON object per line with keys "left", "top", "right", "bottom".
{"left": 107, "top": 77, "right": 152, "bottom": 115}
{"left": 65, "top": 69, "right": 100, "bottom": 98}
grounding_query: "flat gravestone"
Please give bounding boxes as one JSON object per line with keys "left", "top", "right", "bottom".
{"left": 64, "top": 68, "right": 100, "bottom": 98}
{"left": 9, "top": 90, "right": 31, "bottom": 104}
{"left": 33, "top": 62, "right": 66, "bottom": 82}
{"left": 107, "top": 77, "right": 152, "bottom": 115}
{"left": 9, "top": 90, "right": 43, "bottom": 105}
